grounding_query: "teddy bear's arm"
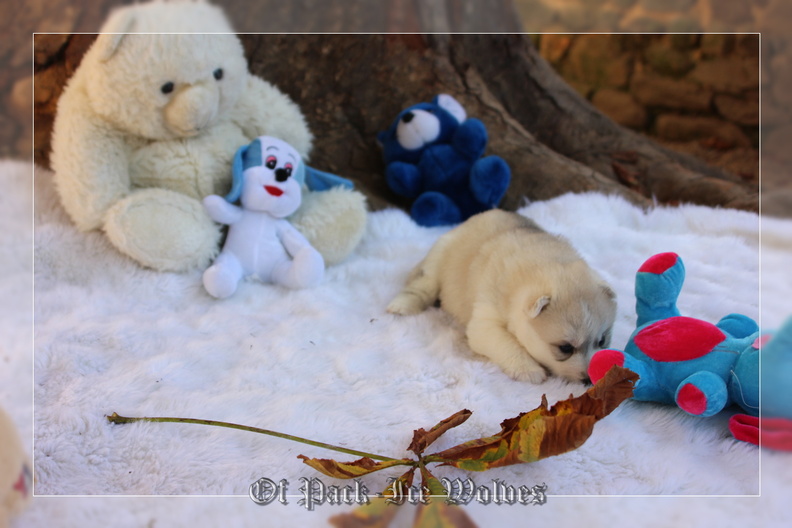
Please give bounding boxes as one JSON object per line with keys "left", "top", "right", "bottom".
{"left": 230, "top": 76, "right": 313, "bottom": 159}
{"left": 51, "top": 88, "right": 132, "bottom": 232}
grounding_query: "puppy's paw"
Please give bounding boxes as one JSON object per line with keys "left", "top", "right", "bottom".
{"left": 504, "top": 364, "right": 548, "bottom": 384}
{"left": 387, "top": 292, "right": 427, "bottom": 315}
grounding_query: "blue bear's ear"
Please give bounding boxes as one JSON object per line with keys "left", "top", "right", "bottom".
{"left": 226, "top": 144, "right": 249, "bottom": 203}
{"left": 433, "top": 93, "right": 467, "bottom": 124}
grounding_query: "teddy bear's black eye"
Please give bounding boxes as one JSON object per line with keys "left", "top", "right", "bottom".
{"left": 213, "top": 68, "right": 223, "bottom": 81}
{"left": 161, "top": 82, "right": 175, "bottom": 95}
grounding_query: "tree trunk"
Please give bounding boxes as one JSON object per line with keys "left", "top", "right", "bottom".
{"left": 32, "top": 3, "right": 757, "bottom": 214}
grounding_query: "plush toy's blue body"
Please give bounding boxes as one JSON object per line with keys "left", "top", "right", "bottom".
{"left": 588, "top": 252, "right": 760, "bottom": 418}
{"left": 378, "top": 94, "right": 511, "bottom": 227}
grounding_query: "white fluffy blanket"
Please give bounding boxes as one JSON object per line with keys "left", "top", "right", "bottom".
{"left": 3, "top": 159, "right": 790, "bottom": 526}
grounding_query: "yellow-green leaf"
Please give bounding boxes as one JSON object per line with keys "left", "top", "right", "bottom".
{"left": 413, "top": 466, "right": 478, "bottom": 528}
{"left": 329, "top": 468, "right": 416, "bottom": 528}
{"left": 297, "top": 455, "right": 414, "bottom": 479}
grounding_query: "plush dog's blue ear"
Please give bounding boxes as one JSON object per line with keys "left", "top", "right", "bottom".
{"left": 304, "top": 166, "right": 354, "bottom": 191}
{"left": 294, "top": 162, "right": 354, "bottom": 191}
{"left": 226, "top": 144, "right": 249, "bottom": 203}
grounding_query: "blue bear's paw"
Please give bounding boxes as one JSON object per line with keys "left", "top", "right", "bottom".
{"left": 635, "top": 252, "right": 685, "bottom": 327}
{"left": 386, "top": 162, "right": 422, "bottom": 199}
{"left": 411, "top": 192, "right": 462, "bottom": 227}
{"left": 675, "top": 371, "right": 728, "bottom": 417}
{"left": 469, "top": 156, "right": 511, "bottom": 207}
{"left": 452, "top": 118, "right": 488, "bottom": 160}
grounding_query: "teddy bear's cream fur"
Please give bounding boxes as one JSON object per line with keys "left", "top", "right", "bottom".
{"left": 0, "top": 407, "right": 30, "bottom": 528}
{"left": 51, "top": 0, "right": 366, "bottom": 272}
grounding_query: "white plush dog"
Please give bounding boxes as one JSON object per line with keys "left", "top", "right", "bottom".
{"left": 202, "top": 137, "right": 324, "bottom": 298}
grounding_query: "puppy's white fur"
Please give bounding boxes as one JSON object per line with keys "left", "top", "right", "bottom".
{"left": 388, "top": 210, "right": 616, "bottom": 383}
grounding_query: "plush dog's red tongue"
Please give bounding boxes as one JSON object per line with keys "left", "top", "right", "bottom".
{"left": 265, "top": 185, "right": 283, "bottom": 197}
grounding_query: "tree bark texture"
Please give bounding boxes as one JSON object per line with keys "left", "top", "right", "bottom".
{"left": 33, "top": 29, "right": 757, "bottom": 214}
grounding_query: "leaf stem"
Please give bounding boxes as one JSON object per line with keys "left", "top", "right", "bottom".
{"left": 106, "top": 412, "right": 399, "bottom": 462}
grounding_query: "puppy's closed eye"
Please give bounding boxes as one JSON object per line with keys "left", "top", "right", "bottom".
{"left": 555, "top": 343, "right": 575, "bottom": 361}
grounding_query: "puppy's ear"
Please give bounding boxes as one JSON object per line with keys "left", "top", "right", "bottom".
{"left": 601, "top": 284, "right": 616, "bottom": 300}
{"left": 527, "top": 295, "right": 551, "bottom": 318}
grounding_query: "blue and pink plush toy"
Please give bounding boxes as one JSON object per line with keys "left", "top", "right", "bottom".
{"left": 378, "top": 94, "right": 511, "bottom": 227}
{"left": 588, "top": 252, "right": 792, "bottom": 450}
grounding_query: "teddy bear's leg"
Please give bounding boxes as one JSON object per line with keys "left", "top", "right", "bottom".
{"left": 469, "top": 156, "right": 511, "bottom": 207}
{"left": 103, "top": 188, "right": 221, "bottom": 272}
{"left": 288, "top": 187, "right": 367, "bottom": 266}
{"left": 675, "top": 371, "right": 728, "bottom": 417}
{"left": 386, "top": 162, "right": 423, "bottom": 200}
{"left": 272, "top": 247, "right": 324, "bottom": 289}
{"left": 411, "top": 192, "right": 462, "bottom": 227}
{"left": 634, "top": 252, "right": 685, "bottom": 327}
{"left": 203, "top": 252, "right": 244, "bottom": 299}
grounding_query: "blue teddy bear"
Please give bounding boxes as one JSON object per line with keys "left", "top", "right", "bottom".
{"left": 378, "top": 94, "right": 511, "bottom": 227}
{"left": 588, "top": 252, "right": 759, "bottom": 418}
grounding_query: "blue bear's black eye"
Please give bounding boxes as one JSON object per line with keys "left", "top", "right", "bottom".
{"left": 213, "top": 68, "right": 223, "bottom": 81}
{"left": 161, "top": 82, "right": 175, "bottom": 94}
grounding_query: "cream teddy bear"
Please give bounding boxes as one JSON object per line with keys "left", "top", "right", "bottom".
{"left": 0, "top": 407, "right": 30, "bottom": 528}
{"left": 50, "top": 0, "right": 366, "bottom": 272}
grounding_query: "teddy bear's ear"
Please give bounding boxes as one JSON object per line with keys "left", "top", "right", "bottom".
{"left": 434, "top": 94, "right": 467, "bottom": 124}
{"left": 95, "top": 8, "right": 137, "bottom": 63}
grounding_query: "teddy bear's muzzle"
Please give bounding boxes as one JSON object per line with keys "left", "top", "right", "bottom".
{"left": 164, "top": 82, "right": 220, "bottom": 137}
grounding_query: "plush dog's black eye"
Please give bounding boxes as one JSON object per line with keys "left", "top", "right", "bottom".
{"left": 265, "top": 156, "right": 277, "bottom": 169}
{"left": 213, "top": 68, "right": 223, "bottom": 81}
{"left": 558, "top": 344, "right": 575, "bottom": 355}
{"left": 161, "top": 82, "right": 175, "bottom": 94}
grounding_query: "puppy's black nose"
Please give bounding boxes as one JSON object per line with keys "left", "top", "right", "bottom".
{"left": 582, "top": 376, "right": 592, "bottom": 386}
{"left": 401, "top": 111, "right": 414, "bottom": 124}
{"left": 275, "top": 168, "right": 290, "bottom": 182}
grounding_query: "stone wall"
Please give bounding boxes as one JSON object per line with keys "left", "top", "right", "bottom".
{"left": 514, "top": 0, "right": 791, "bottom": 215}
{"left": 535, "top": 34, "right": 759, "bottom": 181}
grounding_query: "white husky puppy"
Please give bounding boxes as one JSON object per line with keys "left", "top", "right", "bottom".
{"left": 387, "top": 210, "right": 616, "bottom": 383}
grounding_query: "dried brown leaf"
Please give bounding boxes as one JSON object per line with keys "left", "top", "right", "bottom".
{"left": 408, "top": 409, "right": 472, "bottom": 456}
{"left": 427, "top": 366, "right": 637, "bottom": 471}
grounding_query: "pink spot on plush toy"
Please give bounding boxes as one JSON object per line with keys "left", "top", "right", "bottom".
{"left": 634, "top": 316, "right": 726, "bottom": 362}
{"left": 753, "top": 334, "right": 771, "bottom": 349}
{"left": 677, "top": 383, "right": 707, "bottom": 415}
{"left": 637, "top": 252, "right": 679, "bottom": 275}
{"left": 588, "top": 349, "right": 625, "bottom": 384}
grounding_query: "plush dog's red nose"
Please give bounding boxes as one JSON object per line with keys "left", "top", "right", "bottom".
{"left": 264, "top": 185, "right": 283, "bottom": 197}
